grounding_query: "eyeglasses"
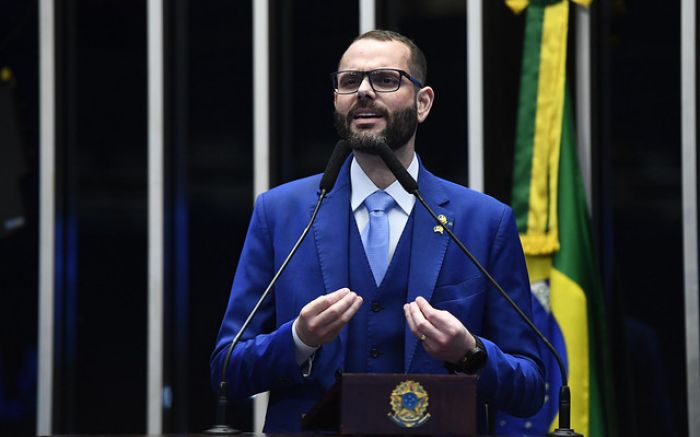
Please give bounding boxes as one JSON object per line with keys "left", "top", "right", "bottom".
{"left": 331, "top": 68, "right": 424, "bottom": 94}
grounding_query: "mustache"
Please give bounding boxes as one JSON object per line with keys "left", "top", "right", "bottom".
{"left": 346, "top": 103, "right": 389, "bottom": 122}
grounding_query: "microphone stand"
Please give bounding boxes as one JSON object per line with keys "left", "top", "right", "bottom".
{"left": 204, "top": 189, "right": 328, "bottom": 434}
{"left": 377, "top": 145, "right": 582, "bottom": 437}
{"left": 414, "top": 190, "right": 580, "bottom": 437}
{"left": 204, "top": 139, "right": 350, "bottom": 434}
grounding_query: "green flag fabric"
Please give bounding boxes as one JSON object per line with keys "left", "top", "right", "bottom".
{"left": 500, "top": 0, "right": 617, "bottom": 436}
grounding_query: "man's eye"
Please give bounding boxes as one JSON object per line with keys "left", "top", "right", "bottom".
{"left": 339, "top": 75, "right": 360, "bottom": 86}
{"left": 375, "top": 73, "right": 399, "bottom": 85}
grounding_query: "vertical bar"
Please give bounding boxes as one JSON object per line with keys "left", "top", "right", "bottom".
{"left": 38, "top": 0, "right": 55, "bottom": 434}
{"left": 575, "top": 5, "right": 593, "bottom": 214}
{"left": 359, "top": 0, "right": 375, "bottom": 33}
{"left": 467, "top": 0, "right": 483, "bottom": 192}
{"left": 147, "top": 0, "right": 164, "bottom": 433}
{"left": 681, "top": 0, "right": 699, "bottom": 435}
{"left": 253, "top": 0, "right": 269, "bottom": 431}
{"left": 254, "top": 0, "right": 270, "bottom": 200}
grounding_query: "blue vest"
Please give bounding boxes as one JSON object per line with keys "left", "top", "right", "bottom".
{"left": 344, "top": 213, "right": 415, "bottom": 373}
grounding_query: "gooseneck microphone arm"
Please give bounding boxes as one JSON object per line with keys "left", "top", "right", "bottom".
{"left": 376, "top": 144, "right": 580, "bottom": 437}
{"left": 207, "top": 191, "right": 326, "bottom": 434}
{"left": 205, "top": 140, "right": 351, "bottom": 435}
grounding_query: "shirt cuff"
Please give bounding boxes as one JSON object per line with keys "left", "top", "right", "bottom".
{"left": 292, "top": 318, "right": 319, "bottom": 366}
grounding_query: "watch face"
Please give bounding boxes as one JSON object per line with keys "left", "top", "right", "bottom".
{"left": 444, "top": 338, "right": 488, "bottom": 374}
{"left": 465, "top": 347, "right": 487, "bottom": 373}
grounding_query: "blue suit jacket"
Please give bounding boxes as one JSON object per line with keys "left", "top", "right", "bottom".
{"left": 211, "top": 157, "right": 545, "bottom": 432}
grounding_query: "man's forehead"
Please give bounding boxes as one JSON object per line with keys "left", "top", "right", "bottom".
{"left": 338, "top": 39, "right": 411, "bottom": 70}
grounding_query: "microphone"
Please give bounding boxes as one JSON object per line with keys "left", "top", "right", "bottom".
{"left": 205, "top": 140, "right": 351, "bottom": 434}
{"left": 319, "top": 139, "right": 352, "bottom": 192}
{"left": 375, "top": 144, "right": 581, "bottom": 437}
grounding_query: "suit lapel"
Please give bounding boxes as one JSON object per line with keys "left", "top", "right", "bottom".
{"left": 404, "top": 167, "right": 453, "bottom": 372}
{"left": 312, "top": 157, "right": 352, "bottom": 360}
{"left": 312, "top": 158, "right": 352, "bottom": 293}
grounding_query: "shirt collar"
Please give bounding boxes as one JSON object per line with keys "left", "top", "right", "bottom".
{"left": 350, "top": 153, "right": 419, "bottom": 215}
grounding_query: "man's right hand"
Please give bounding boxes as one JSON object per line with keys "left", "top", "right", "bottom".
{"left": 295, "top": 288, "right": 363, "bottom": 347}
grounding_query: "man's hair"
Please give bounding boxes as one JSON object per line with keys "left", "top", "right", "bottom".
{"left": 352, "top": 29, "right": 428, "bottom": 84}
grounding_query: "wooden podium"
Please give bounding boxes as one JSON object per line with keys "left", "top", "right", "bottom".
{"left": 301, "top": 373, "right": 477, "bottom": 435}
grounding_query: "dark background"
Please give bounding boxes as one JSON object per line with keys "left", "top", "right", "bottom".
{"left": 0, "top": 0, "right": 695, "bottom": 435}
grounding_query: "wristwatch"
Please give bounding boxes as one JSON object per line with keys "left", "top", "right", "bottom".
{"left": 444, "top": 335, "right": 487, "bottom": 375}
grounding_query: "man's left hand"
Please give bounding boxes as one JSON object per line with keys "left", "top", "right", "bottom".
{"left": 404, "top": 296, "right": 476, "bottom": 364}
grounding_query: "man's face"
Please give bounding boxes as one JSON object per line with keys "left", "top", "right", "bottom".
{"left": 333, "top": 39, "right": 422, "bottom": 153}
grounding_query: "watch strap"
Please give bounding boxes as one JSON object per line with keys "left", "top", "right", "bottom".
{"left": 444, "top": 335, "right": 487, "bottom": 375}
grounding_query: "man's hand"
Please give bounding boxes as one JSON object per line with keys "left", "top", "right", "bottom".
{"left": 404, "top": 296, "right": 476, "bottom": 364}
{"left": 295, "top": 288, "right": 363, "bottom": 347}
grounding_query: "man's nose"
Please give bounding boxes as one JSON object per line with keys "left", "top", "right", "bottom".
{"left": 356, "top": 75, "right": 375, "bottom": 98}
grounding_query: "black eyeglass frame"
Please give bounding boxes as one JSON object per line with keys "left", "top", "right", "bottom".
{"left": 330, "top": 68, "right": 424, "bottom": 94}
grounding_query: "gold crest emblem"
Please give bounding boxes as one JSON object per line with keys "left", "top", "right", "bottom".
{"left": 387, "top": 380, "right": 431, "bottom": 428}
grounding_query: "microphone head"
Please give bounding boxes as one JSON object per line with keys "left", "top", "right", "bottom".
{"left": 376, "top": 143, "right": 419, "bottom": 193}
{"left": 319, "top": 140, "right": 351, "bottom": 192}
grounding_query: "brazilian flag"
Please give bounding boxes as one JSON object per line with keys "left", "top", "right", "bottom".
{"left": 497, "top": 0, "right": 616, "bottom": 436}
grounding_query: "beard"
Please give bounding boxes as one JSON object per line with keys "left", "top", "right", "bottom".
{"left": 334, "top": 102, "right": 418, "bottom": 154}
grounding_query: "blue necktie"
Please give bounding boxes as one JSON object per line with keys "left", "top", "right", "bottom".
{"left": 361, "top": 191, "right": 396, "bottom": 286}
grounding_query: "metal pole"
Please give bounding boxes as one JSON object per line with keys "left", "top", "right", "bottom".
{"left": 681, "top": 0, "right": 699, "bottom": 435}
{"left": 38, "top": 0, "right": 56, "bottom": 433}
{"left": 467, "top": 0, "right": 483, "bottom": 192}
{"left": 575, "top": 5, "right": 592, "bottom": 213}
{"left": 253, "top": 0, "right": 271, "bottom": 431}
{"left": 359, "top": 0, "right": 376, "bottom": 33}
{"left": 147, "top": 0, "right": 164, "bottom": 433}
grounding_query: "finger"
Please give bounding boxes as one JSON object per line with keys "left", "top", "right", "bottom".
{"left": 415, "top": 296, "right": 438, "bottom": 318}
{"left": 322, "top": 287, "right": 352, "bottom": 307}
{"left": 301, "top": 288, "right": 350, "bottom": 318}
{"left": 319, "top": 295, "right": 363, "bottom": 337}
{"left": 403, "top": 303, "right": 414, "bottom": 327}
{"left": 404, "top": 303, "right": 426, "bottom": 337}
{"left": 419, "top": 335, "right": 440, "bottom": 353}
{"left": 406, "top": 301, "right": 442, "bottom": 341}
{"left": 405, "top": 303, "right": 440, "bottom": 353}
{"left": 404, "top": 303, "right": 419, "bottom": 335}
{"left": 415, "top": 296, "right": 454, "bottom": 331}
{"left": 310, "top": 291, "right": 359, "bottom": 329}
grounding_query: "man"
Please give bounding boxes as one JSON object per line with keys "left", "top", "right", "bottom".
{"left": 211, "top": 30, "right": 544, "bottom": 433}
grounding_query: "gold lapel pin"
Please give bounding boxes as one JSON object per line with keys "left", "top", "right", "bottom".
{"left": 433, "top": 215, "right": 452, "bottom": 234}
{"left": 434, "top": 214, "right": 449, "bottom": 234}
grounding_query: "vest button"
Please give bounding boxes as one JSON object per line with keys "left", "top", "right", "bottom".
{"left": 370, "top": 347, "right": 382, "bottom": 358}
{"left": 371, "top": 301, "right": 383, "bottom": 312}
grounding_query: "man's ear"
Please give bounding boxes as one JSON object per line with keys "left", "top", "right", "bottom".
{"left": 416, "top": 86, "right": 434, "bottom": 123}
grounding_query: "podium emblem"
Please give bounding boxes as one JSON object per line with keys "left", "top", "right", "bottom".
{"left": 388, "top": 380, "right": 431, "bottom": 428}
